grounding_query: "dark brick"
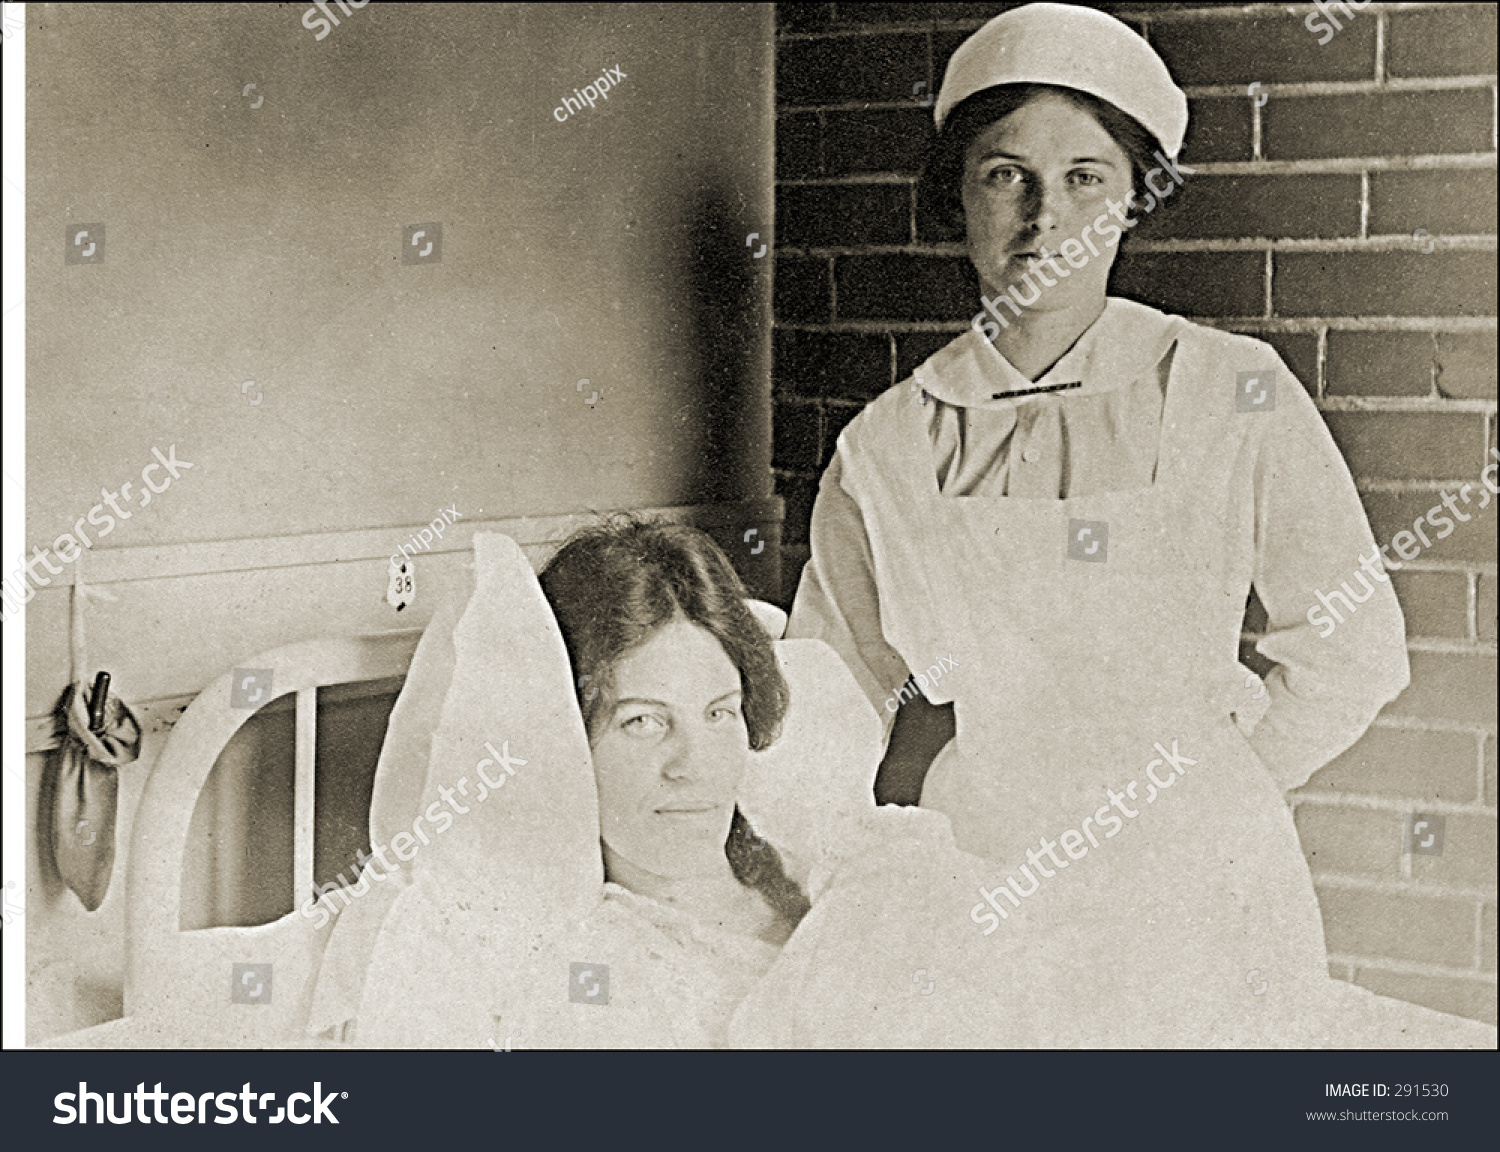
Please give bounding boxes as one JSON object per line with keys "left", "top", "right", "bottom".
{"left": 773, "top": 397, "right": 824, "bottom": 472}
{"left": 1257, "top": 331, "right": 1319, "bottom": 395}
{"left": 1387, "top": 4, "right": 1498, "bottom": 78}
{"left": 777, "top": 32, "right": 930, "bottom": 107}
{"left": 1324, "top": 411, "right": 1489, "bottom": 482}
{"left": 1151, "top": 14, "right": 1376, "bottom": 86}
{"left": 1133, "top": 174, "right": 1360, "bottom": 242}
{"left": 915, "top": 182, "right": 965, "bottom": 244}
{"left": 1436, "top": 331, "right": 1498, "bottom": 401}
{"left": 841, "top": 3, "right": 1012, "bottom": 26}
{"left": 1391, "top": 569, "right": 1470, "bottom": 639}
{"left": 778, "top": 182, "right": 911, "bottom": 248}
{"left": 1306, "top": 726, "right": 1480, "bottom": 803}
{"left": 774, "top": 255, "right": 833, "bottom": 323}
{"left": 776, "top": 112, "right": 823, "bottom": 180}
{"left": 1363, "top": 490, "right": 1496, "bottom": 567}
{"left": 1370, "top": 170, "right": 1498, "bottom": 238}
{"left": 1325, "top": 331, "right": 1434, "bottom": 398}
{"left": 823, "top": 399, "right": 867, "bottom": 465}
{"left": 780, "top": 545, "right": 811, "bottom": 611}
{"left": 777, "top": 3, "right": 835, "bottom": 33}
{"left": 1109, "top": 251, "right": 1265, "bottom": 318}
{"left": 835, "top": 253, "right": 976, "bottom": 321}
{"left": 774, "top": 328, "right": 891, "bottom": 400}
{"left": 933, "top": 28, "right": 971, "bottom": 80}
{"left": 1383, "top": 650, "right": 1498, "bottom": 728}
{"left": 774, "top": 470, "right": 821, "bottom": 546}
{"left": 824, "top": 107, "right": 934, "bottom": 176}
{"left": 1264, "top": 90, "right": 1492, "bottom": 161}
{"left": 896, "top": 328, "right": 965, "bottom": 379}
{"left": 1179, "top": 97, "right": 1253, "bottom": 165}
{"left": 1274, "top": 252, "right": 1497, "bottom": 318}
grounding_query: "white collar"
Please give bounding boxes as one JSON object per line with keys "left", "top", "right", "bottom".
{"left": 913, "top": 298, "right": 1180, "bottom": 409}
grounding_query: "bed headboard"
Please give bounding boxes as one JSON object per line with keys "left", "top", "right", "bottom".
{"left": 124, "top": 632, "right": 421, "bottom": 1042}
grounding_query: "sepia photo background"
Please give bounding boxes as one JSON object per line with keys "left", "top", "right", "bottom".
{"left": 6, "top": 2, "right": 1495, "bottom": 1045}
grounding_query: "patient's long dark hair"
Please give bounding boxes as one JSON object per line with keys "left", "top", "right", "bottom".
{"left": 539, "top": 516, "right": 810, "bottom": 929}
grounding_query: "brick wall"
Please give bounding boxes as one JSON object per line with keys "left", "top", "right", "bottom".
{"left": 771, "top": 2, "right": 1496, "bottom": 1023}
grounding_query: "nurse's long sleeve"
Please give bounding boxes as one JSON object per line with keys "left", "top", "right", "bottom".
{"left": 786, "top": 453, "right": 913, "bottom": 735}
{"left": 1245, "top": 368, "right": 1410, "bottom": 792}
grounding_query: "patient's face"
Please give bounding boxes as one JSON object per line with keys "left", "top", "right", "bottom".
{"left": 590, "top": 616, "right": 749, "bottom": 880}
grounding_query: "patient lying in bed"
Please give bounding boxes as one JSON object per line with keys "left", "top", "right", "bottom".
{"left": 341, "top": 522, "right": 1496, "bottom": 1049}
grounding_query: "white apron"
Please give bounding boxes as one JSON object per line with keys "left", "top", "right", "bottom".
{"left": 838, "top": 321, "right": 1342, "bottom": 1042}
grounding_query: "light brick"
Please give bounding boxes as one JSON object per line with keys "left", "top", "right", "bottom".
{"left": 1150, "top": 14, "right": 1376, "bottom": 86}
{"left": 1477, "top": 574, "right": 1496, "bottom": 644}
{"left": 1294, "top": 804, "right": 1404, "bottom": 879}
{"left": 1352, "top": 967, "right": 1496, "bottom": 1026}
{"left": 1323, "top": 411, "right": 1489, "bottom": 482}
{"left": 1382, "top": 651, "right": 1498, "bottom": 728}
{"left": 1369, "top": 170, "right": 1498, "bottom": 238}
{"left": 1256, "top": 332, "right": 1319, "bottom": 397}
{"left": 1264, "top": 90, "right": 1492, "bottom": 161}
{"left": 1317, "top": 884, "right": 1476, "bottom": 968}
{"left": 1391, "top": 570, "right": 1470, "bottom": 639}
{"left": 1410, "top": 812, "right": 1499, "bottom": 892}
{"left": 1324, "top": 331, "right": 1433, "bottom": 398}
{"left": 1109, "top": 252, "right": 1264, "bottom": 318}
{"left": 1133, "top": 174, "right": 1360, "bottom": 242}
{"left": 1387, "top": 4, "right": 1498, "bottom": 79}
{"left": 1486, "top": 736, "right": 1496, "bottom": 808}
{"left": 1274, "top": 252, "right": 1496, "bottom": 318}
{"left": 1305, "top": 726, "right": 1479, "bottom": 804}
{"left": 1363, "top": 490, "right": 1495, "bottom": 567}
{"left": 1180, "top": 97, "right": 1253, "bottom": 165}
{"left": 1436, "top": 331, "right": 1498, "bottom": 401}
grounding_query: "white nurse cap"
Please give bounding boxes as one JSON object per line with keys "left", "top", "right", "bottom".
{"left": 934, "top": 2, "right": 1188, "bottom": 158}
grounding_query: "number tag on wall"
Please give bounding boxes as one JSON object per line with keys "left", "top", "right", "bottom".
{"left": 387, "top": 559, "right": 414, "bottom": 612}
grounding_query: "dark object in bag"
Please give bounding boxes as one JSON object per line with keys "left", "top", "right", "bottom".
{"left": 51, "top": 673, "right": 141, "bottom": 911}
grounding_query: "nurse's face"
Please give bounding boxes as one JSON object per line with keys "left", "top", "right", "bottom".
{"left": 589, "top": 616, "right": 750, "bottom": 881}
{"left": 960, "top": 91, "right": 1134, "bottom": 314}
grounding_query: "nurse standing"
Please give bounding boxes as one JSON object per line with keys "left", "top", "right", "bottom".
{"left": 785, "top": 4, "right": 1412, "bottom": 1035}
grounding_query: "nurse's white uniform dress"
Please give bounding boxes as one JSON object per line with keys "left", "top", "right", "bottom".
{"left": 786, "top": 298, "right": 1487, "bottom": 1042}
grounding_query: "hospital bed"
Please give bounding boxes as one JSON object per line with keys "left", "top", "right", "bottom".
{"left": 41, "top": 562, "right": 864, "bottom": 1049}
{"left": 44, "top": 630, "right": 426, "bottom": 1048}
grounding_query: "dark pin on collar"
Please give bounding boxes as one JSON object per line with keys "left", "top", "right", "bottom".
{"left": 990, "top": 380, "right": 1083, "bottom": 401}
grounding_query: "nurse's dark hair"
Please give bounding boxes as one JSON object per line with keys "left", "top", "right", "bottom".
{"left": 539, "top": 516, "right": 809, "bottom": 926}
{"left": 919, "top": 83, "right": 1167, "bottom": 232}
